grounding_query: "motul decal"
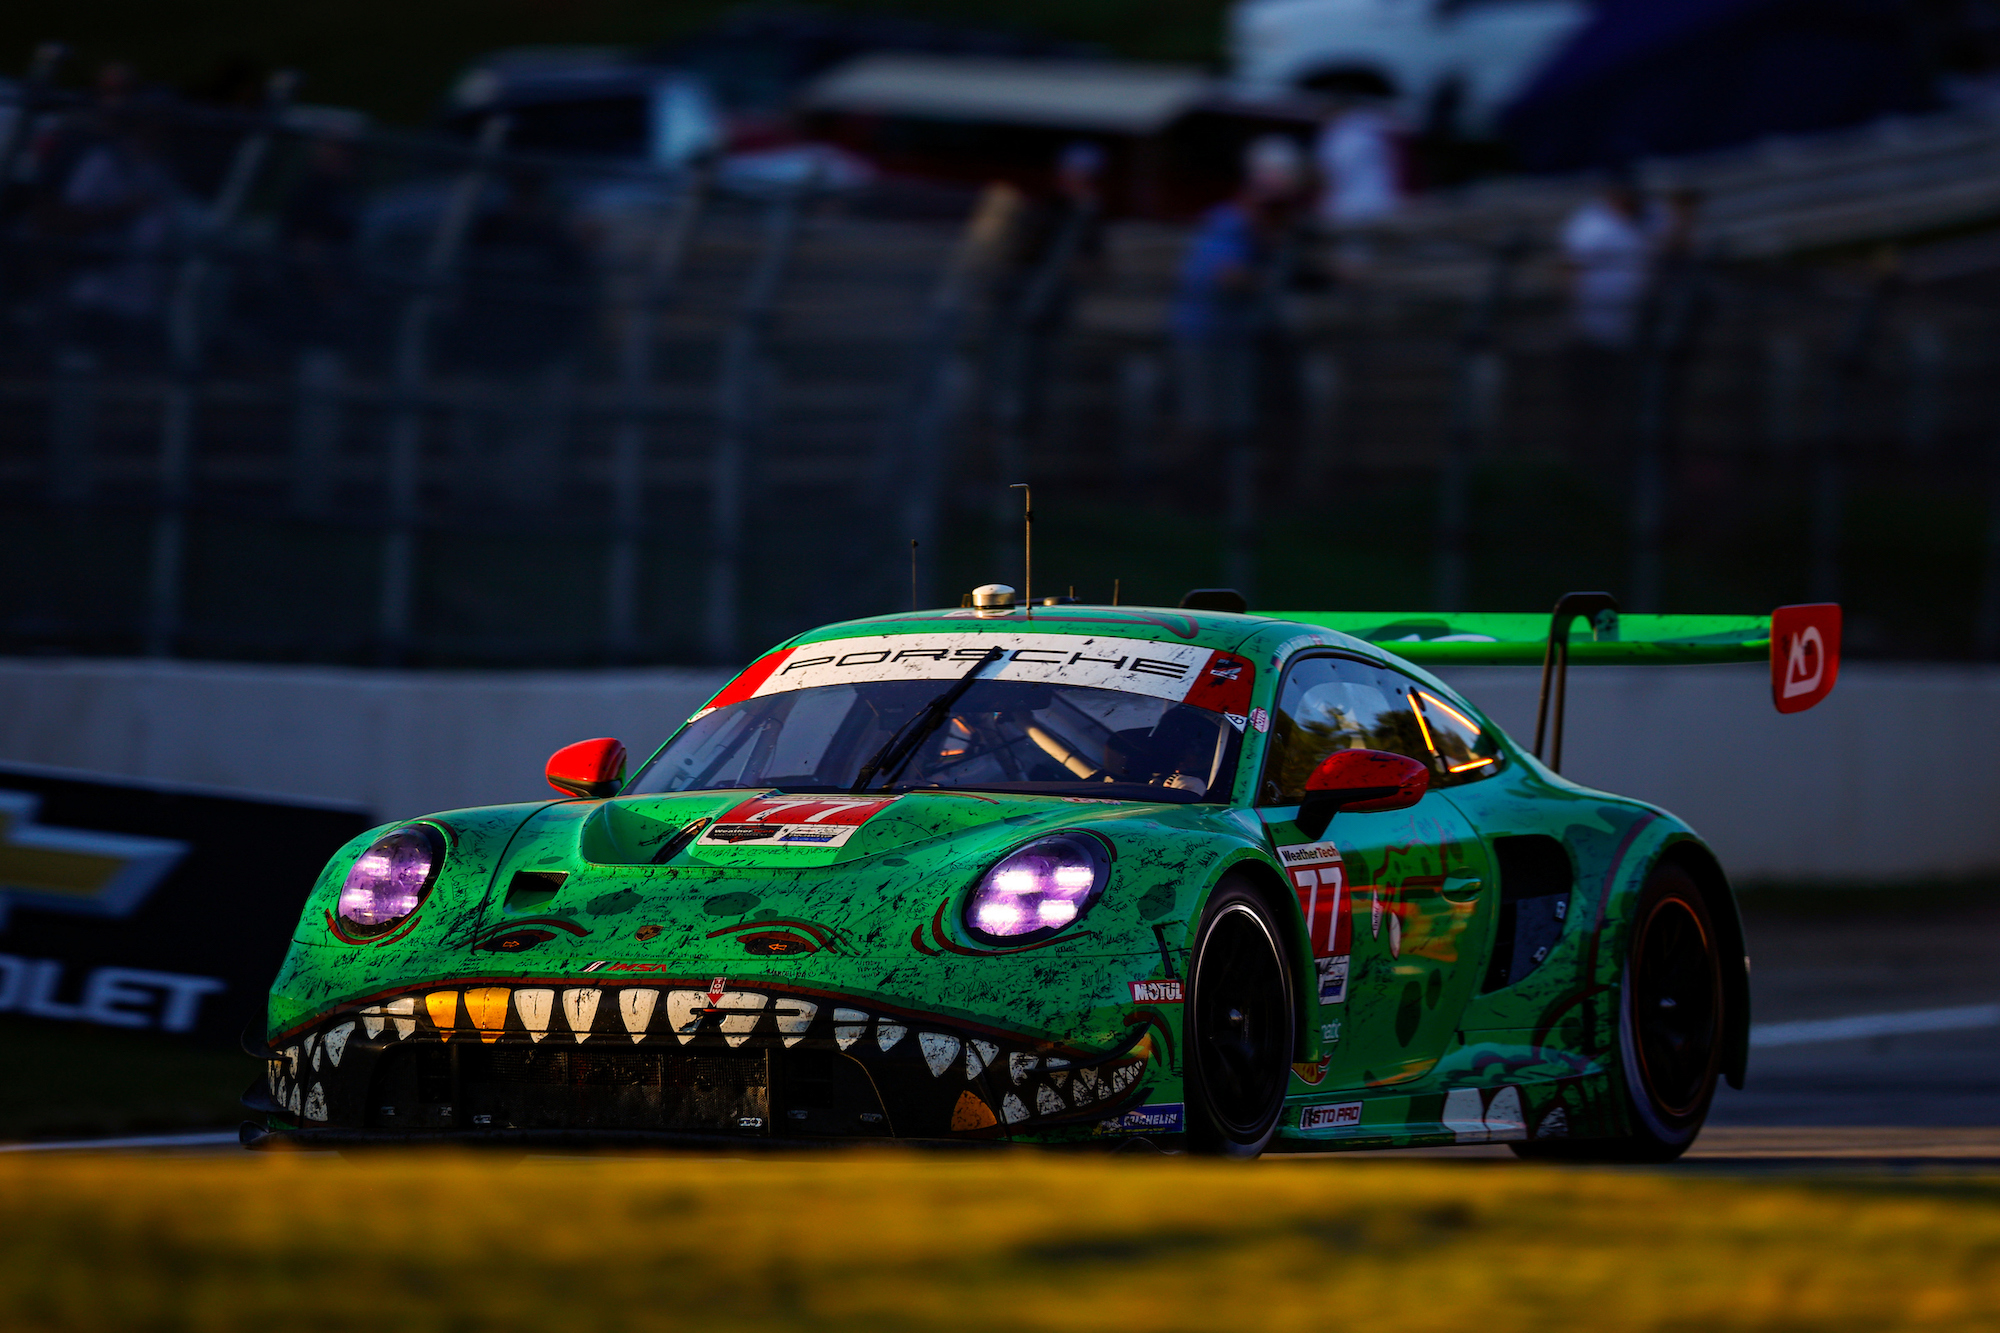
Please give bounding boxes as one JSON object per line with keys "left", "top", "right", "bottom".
{"left": 1130, "top": 979, "right": 1184, "bottom": 1003}
{"left": 695, "top": 795, "right": 900, "bottom": 850}
{"left": 711, "top": 632, "right": 1250, "bottom": 714}
{"left": 1770, "top": 603, "right": 1840, "bottom": 714}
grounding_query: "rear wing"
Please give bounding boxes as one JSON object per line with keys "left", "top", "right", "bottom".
{"left": 1270, "top": 595, "right": 1841, "bottom": 771}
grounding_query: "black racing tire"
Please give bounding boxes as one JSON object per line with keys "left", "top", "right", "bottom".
{"left": 1184, "top": 876, "right": 1296, "bottom": 1159}
{"left": 1512, "top": 861, "right": 1724, "bottom": 1163}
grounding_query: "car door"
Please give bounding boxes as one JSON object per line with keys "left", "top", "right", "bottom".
{"left": 1259, "top": 652, "right": 1498, "bottom": 1091}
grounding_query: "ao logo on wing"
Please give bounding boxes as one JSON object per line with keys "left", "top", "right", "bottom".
{"left": 1769, "top": 603, "right": 1841, "bottom": 714}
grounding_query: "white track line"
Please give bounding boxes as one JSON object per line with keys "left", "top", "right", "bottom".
{"left": 1751, "top": 1003, "right": 2000, "bottom": 1048}
{"left": 0, "top": 1130, "right": 241, "bottom": 1154}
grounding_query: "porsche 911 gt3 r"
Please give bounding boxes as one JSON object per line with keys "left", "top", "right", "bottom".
{"left": 246, "top": 591, "right": 1839, "bottom": 1159}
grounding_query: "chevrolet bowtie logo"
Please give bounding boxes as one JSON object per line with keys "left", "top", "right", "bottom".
{"left": 0, "top": 791, "right": 188, "bottom": 930}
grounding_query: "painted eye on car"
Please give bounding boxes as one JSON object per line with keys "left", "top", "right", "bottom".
{"left": 964, "top": 833, "right": 1110, "bottom": 945}
{"left": 336, "top": 825, "right": 443, "bottom": 937}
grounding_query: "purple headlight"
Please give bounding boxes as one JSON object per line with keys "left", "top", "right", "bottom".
{"left": 336, "top": 826, "right": 441, "bottom": 933}
{"left": 965, "top": 833, "right": 1110, "bottom": 944}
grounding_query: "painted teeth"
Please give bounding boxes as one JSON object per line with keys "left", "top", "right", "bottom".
{"left": 620, "top": 989, "right": 659, "bottom": 1043}
{"left": 774, "top": 999, "right": 818, "bottom": 1047}
{"left": 303, "top": 1083, "right": 327, "bottom": 1122}
{"left": 919, "top": 1033, "right": 961, "bottom": 1077}
{"left": 876, "top": 1022, "right": 907, "bottom": 1052}
{"left": 833, "top": 1008, "right": 868, "bottom": 1050}
{"left": 359, "top": 1007, "right": 385, "bottom": 1039}
{"left": 514, "top": 990, "right": 553, "bottom": 1042}
{"left": 385, "top": 997, "right": 417, "bottom": 1039}
{"left": 324, "top": 1022, "right": 354, "bottom": 1067}
{"left": 966, "top": 1040, "right": 998, "bottom": 1080}
{"left": 1036, "top": 1084, "right": 1066, "bottom": 1116}
{"left": 466, "top": 988, "right": 511, "bottom": 1044}
{"left": 716, "top": 992, "right": 768, "bottom": 1047}
{"left": 666, "top": 991, "right": 705, "bottom": 1043}
{"left": 1486, "top": 1086, "right": 1527, "bottom": 1141}
{"left": 1001, "top": 1094, "right": 1029, "bottom": 1124}
{"left": 424, "top": 992, "right": 459, "bottom": 1040}
{"left": 303, "top": 1034, "right": 321, "bottom": 1070}
{"left": 561, "top": 988, "right": 602, "bottom": 1042}
{"left": 1075, "top": 1068, "right": 1101, "bottom": 1104}
{"left": 1009, "top": 1052, "right": 1038, "bottom": 1084}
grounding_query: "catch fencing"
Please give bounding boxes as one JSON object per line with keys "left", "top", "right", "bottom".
{"left": 5, "top": 68, "right": 2000, "bottom": 665}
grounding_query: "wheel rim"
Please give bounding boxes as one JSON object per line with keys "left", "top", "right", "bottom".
{"left": 1191, "top": 904, "right": 1290, "bottom": 1139}
{"left": 1630, "top": 894, "right": 1721, "bottom": 1119}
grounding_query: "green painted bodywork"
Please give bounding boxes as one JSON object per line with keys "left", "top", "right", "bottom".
{"left": 263, "top": 604, "right": 1749, "bottom": 1151}
{"left": 1270, "top": 610, "right": 1774, "bottom": 667}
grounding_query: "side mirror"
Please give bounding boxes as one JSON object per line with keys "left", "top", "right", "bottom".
{"left": 547, "top": 737, "right": 627, "bottom": 800}
{"left": 1294, "top": 749, "right": 1429, "bottom": 840}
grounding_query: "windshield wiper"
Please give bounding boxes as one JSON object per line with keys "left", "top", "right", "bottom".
{"left": 849, "top": 647, "right": 1003, "bottom": 793}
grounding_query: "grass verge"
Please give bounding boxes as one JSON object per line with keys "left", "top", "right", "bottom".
{"left": 0, "top": 1018, "right": 249, "bottom": 1140}
{"left": 0, "top": 1151, "right": 1996, "bottom": 1331}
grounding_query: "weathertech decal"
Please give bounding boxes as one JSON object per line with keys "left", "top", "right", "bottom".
{"left": 697, "top": 634, "right": 1257, "bottom": 716}
{"left": 695, "top": 795, "right": 900, "bottom": 850}
{"left": 1299, "top": 1101, "right": 1364, "bottom": 1131}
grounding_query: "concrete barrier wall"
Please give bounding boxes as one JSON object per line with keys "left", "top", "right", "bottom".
{"left": 1, "top": 657, "right": 1994, "bottom": 882}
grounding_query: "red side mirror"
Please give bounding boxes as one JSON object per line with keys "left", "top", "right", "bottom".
{"left": 547, "top": 737, "right": 627, "bottom": 800}
{"left": 1295, "top": 749, "right": 1429, "bottom": 840}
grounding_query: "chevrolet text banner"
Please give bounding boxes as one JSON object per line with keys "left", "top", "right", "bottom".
{"left": 0, "top": 764, "right": 371, "bottom": 1044}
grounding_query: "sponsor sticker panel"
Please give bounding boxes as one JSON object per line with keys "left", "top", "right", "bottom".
{"left": 1299, "top": 1101, "right": 1365, "bottom": 1132}
{"left": 1099, "top": 1102, "right": 1185, "bottom": 1135}
{"left": 698, "top": 634, "right": 1260, "bottom": 718}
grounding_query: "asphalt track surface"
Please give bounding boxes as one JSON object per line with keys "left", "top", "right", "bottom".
{"left": 8, "top": 904, "right": 1996, "bottom": 1171}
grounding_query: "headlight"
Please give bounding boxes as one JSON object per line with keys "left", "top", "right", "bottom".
{"left": 336, "top": 825, "right": 442, "bottom": 936}
{"left": 964, "top": 833, "right": 1110, "bottom": 945}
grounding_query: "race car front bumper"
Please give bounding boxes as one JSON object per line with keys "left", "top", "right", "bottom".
{"left": 244, "top": 979, "right": 1175, "bottom": 1147}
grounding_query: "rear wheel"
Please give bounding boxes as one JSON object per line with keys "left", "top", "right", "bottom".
{"left": 1512, "top": 862, "right": 1723, "bottom": 1163}
{"left": 1184, "top": 878, "right": 1295, "bottom": 1158}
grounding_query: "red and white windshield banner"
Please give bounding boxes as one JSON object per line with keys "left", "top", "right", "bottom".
{"left": 697, "top": 633, "right": 1256, "bottom": 720}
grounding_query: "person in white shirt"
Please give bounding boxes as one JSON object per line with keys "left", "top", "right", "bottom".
{"left": 1314, "top": 100, "right": 1404, "bottom": 227}
{"left": 1561, "top": 178, "right": 1660, "bottom": 348}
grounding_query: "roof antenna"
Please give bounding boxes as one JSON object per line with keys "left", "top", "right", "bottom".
{"left": 1009, "top": 483, "right": 1031, "bottom": 618}
{"left": 910, "top": 538, "right": 918, "bottom": 613}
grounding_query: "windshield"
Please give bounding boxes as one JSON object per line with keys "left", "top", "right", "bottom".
{"left": 628, "top": 678, "right": 1245, "bottom": 803}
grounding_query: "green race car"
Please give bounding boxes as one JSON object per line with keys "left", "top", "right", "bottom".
{"left": 246, "top": 591, "right": 1840, "bottom": 1159}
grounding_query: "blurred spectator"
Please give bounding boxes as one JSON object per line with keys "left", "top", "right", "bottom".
{"left": 1172, "top": 134, "right": 1307, "bottom": 438}
{"left": 37, "top": 79, "right": 185, "bottom": 359}
{"left": 993, "top": 140, "right": 1106, "bottom": 336}
{"left": 1313, "top": 96, "right": 1404, "bottom": 228}
{"left": 279, "top": 136, "right": 364, "bottom": 352}
{"left": 1560, "top": 175, "right": 1660, "bottom": 349}
{"left": 442, "top": 168, "right": 590, "bottom": 376}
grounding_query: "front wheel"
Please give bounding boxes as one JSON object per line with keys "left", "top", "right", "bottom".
{"left": 1513, "top": 861, "right": 1723, "bottom": 1163}
{"left": 1184, "top": 877, "right": 1295, "bottom": 1158}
